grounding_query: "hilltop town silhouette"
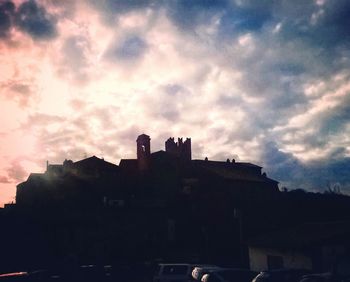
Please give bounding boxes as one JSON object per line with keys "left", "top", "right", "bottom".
{"left": 1, "top": 134, "right": 350, "bottom": 276}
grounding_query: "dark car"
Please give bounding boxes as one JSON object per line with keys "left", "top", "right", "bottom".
{"left": 299, "top": 273, "right": 337, "bottom": 282}
{"left": 252, "top": 269, "right": 310, "bottom": 282}
{"left": 153, "top": 263, "right": 194, "bottom": 282}
{"left": 202, "top": 268, "right": 257, "bottom": 282}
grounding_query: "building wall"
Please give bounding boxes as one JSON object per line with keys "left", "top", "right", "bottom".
{"left": 249, "top": 247, "right": 313, "bottom": 271}
{"left": 321, "top": 245, "right": 346, "bottom": 272}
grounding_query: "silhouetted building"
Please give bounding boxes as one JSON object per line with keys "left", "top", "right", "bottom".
{"left": 165, "top": 137, "right": 191, "bottom": 161}
{"left": 137, "top": 134, "right": 151, "bottom": 172}
{"left": 13, "top": 134, "right": 281, "bottom": 267}
{"left": 16, "top": 156, "right": 120, "bottom": 207}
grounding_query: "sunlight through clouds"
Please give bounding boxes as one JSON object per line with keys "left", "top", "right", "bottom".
{"left": 1, "top": 0, "right": 350, "bottom": 205}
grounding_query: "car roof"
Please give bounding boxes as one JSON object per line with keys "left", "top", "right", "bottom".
{"left": 214, "top": 268, "right": 253, "bottom": 272}
{"left": 260, "top": 269, "right": 309, "bottom": 274}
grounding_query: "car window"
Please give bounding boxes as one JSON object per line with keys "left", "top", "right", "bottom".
{"left": 163, "top": 265, "right": 189, "bottom": 275}
{"left": 155, "top": 266, "right": 161, "bottom": 275}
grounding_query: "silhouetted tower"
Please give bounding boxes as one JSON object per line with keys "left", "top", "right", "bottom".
{"left": 137, "top": 134, "right": 151, "bottom": 171}
{"left": 165, "top": 137, "right": 191, "bottom": 161}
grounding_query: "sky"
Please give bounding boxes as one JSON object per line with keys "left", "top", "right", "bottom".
{"left": 1, "top": 0, "right": 350, "bottom": 206}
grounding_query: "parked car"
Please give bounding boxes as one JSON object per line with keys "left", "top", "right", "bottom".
{"left": 0, "top": 272, "right": 28, "bottom": 281}
{"left": 201, "top": 268, "right": 257, "bottom": 282}
{"left": 0, "top": 271, "right": 49, "bottom": 281}
{"left": 299, "top": 273, "right": 336, "bottom": 282}
{"left": 252, "top": 269, "right": 310, "bottom": 282}
{"left": 192, "top": 266, "right": 221, "bottom": 281}
{"left": 153, "top": 264, "right": 194, "bottom": 282}
{"left": 46, "top": 264, "right": 107, "bottom": 282}
{"left": 298, "top": 255, "right": 350, "bottom": 282}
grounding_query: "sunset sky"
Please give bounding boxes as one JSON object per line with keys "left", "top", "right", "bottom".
{"left": 1, "top": 0, "right": 350, "bottom": 206}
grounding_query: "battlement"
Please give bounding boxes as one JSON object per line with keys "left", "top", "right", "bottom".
{"left": 165, "top": 137, "right": 191, "bottom": 161}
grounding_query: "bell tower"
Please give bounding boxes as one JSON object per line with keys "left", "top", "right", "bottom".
{"left": 136, "top": 134, "right": 151, "bottom": 171}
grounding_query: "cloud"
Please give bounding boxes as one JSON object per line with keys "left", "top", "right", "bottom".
{"left": 40, "top": 0, "right": 78, "bottom": 18}
{"left": 19, "top": 106, "right": 129, "bottom": 164}
{"left": 69, "top": 99, "right": 88, "bottom": 111}
{"left": 14, "top": 0, "right": 57, "bottom": 40}
{"left": 90, "top": 0, "right": 157, "bottom": 13}
{"left": 260, "top": 141, "right": 350, "bottom": 193}
{"left": 0, "top": 175, "right": 10, "bottom": 183}
{"left": 270, "top": 0, "right": 350, "bottom": 55}
{"left": 105, "top": 34, "right": 148, "bottom": 62}
{"left": 0, "top": 1, "right": 15, "bottom": 39}
{"left": 318, "top": 94, "right": 350, "bottom": 136}
{"left": 20, "top": 113, "right": 64, "bottom": 128}
{"left": 88, "top": 0, "right": 273, "bottom": 35}
{"left": 6, "top": 161, "right": 27, "bottom": 183}
{"left": 1, "top": 79, "right": 37, "bottom": 107}
{"left": 88, "top": 0, "right": 159, "bottom": 23}
{"left": 216, "top": 1, "right": 274, "bottom": 38}
{"left": 0, "top": 0, "right": 58, "bottom": 42}
{"left": 58, "top": 35, "right": 91, "bottom": 83}
{"left": 165, "top": 0, "right": 227, "bottom": 30}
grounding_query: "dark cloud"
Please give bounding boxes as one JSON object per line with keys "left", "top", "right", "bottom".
{"left": 216, "top": 1, "right": 273, "bottom": 37}
{"left": 89, "top": 0, "right": 271, "bottom": 34}
{"left": 319, "top": 95, "right": 350, "bottom": 136}
{"left": 262, "top": 141, "right": 303, "bottom": 182}
{"left": 0, "top": 0, "right": 57, "bottom": 41}
{"left": 88, "top": 0, "right": 160, "bottom": 26}
{"left": 14, "top": 0, "right": 57, "bottom": 39}
{"left": 293, "top": 92, "right": 350, "bottom": 152}
{"left": 315, "top": 1, "right": 350, "bottom": 45}
{"left": 0, "top": 1, "right": 15, "bottom": 39}
{"left": 163, "top": 84, "right": 187, "bottom": 96}
{"left": 270, "top": 0, "right": 350, "bottom": 58}
{"left": 274, "top": 63, "right": 305, "bottom": 76}
{"left": 166, "top": 0, "right": 227, "bottom": 30}
{"left": 261, "top": 141, "right": 350, "bottom": 193}
{"left": 108, "top": 35, "right": 148, "bottom": 61}
{"left": 87, "top": 0, "right": 350, "bottom": 53}
{"left": 90, "top": 0, "right": 157, "bottom": 14}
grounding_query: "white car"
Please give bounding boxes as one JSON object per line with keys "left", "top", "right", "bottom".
{"left": 192, "top": 266, "right": 221, "bottom": 281}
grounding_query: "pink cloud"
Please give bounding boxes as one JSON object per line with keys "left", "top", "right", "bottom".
{"left": 0, "top": 175, "right": 10, "bottom": 183}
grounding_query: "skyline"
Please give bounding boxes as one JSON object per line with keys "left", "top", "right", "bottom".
{"left": 1, "top": 0, "right": 350, "bottom": 206}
